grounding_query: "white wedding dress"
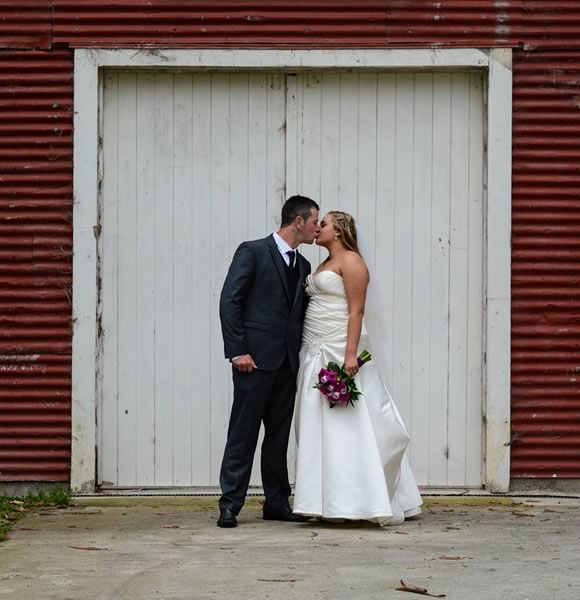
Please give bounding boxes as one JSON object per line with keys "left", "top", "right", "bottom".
{"left": 293, "top": 271, "right": 422, "bottom": 524}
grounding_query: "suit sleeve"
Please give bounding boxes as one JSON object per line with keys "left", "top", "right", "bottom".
{"left": 219, "top": 243, "right": 256, "bottom": 359}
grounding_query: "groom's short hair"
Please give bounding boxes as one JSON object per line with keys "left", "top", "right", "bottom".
{"left": 281, "top": 195, "right": 319, "bottom": 227}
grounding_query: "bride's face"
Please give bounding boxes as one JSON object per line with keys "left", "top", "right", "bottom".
{"left": 316, "top": 213, "right": 338, "bottom": 248}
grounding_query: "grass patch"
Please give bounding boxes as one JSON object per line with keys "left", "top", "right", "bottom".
{"left": 24, "top": 486, "right": 72, "bottom": 507}
{"left": 0, "top": 486, "right": 72, "bottom": 542}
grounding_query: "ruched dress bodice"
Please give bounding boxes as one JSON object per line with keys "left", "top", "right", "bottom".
{"left": 301, "top": 271, "right": 368, "bottom": 364}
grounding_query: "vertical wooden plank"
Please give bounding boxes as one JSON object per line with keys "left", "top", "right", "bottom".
{"left": 116, "top": 72, "right": 138, "bottom": 486}
{"left": 100, "top": 71, "right": 119, "bottom": 486}
{"left": 337, "top": 73, "right": 359, "bottom": 215}
{"left": 319, "top": 73, "right": 340, "bottom": 221}
{"left": 135, "top": 72, "right": 156, "bottom": 485}
{"left": 429, "top": 73, "right": 452, "bottom": 486}
{"left": 247, "top": 73, "right": 269, "bottom": 238}
{"left": 154, "top": 72, "right": 175, "bottom": 486}
{"left": 191, "top": 73, "right": 212, "bottom": 485}
{"left": 265, "top": 72, "right": 287, "bottom": 233}
{"left": 172, "top": 73, "right": 194, "bottom": 486}
{"left": 485, "top": 49, "right": 512, "bottom": 493}
{"left": 392, "top": 73, "right": 414, "bottom": 428}
{"left": 300, "top": 72, "right": 322, "bottom": 200}
{"left": 229, "top": 74, "right": 250, "bottom": 250}
{"left": 284, "top": 75, "right": 300, "bottom": 201}
{"left": 447, "top": 73, "right": 470, "bottom": 486}
{"left": 374, "top": 74, "right": 397, "bottom": 390}
{"left": 209, "top": 73, "right": 232, "bottom": 485}
{"left": 298, "top": 73, "right": 323, "bottom": 268}
{"left": 356, "top": 73, "right": 378, "bottom": 309}
{"left": 409, "top": 73, "right": 434, "bottom": 483}
{"left": 466, "top": 73, "right": 485, "bottom": 486}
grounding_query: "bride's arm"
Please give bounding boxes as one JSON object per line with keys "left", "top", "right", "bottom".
{"left": 341, "top": 253, "right": 369, "bottom": 378}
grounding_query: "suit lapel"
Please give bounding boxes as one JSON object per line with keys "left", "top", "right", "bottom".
{"left": 267, "top": 235, "right": 291, "bottom": 301}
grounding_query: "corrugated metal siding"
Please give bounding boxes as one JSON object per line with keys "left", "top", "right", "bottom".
{"left": 0, "top": 49, "right": 73, "bottom": 482}
{"left": 511, "top": 48, "right": 580, "bottom": 478}
{"left": 53, "top": 0, "right": 389, "bottom": 47}
{"left": 523, "top": 1, "right": 580, "bottom": 50}
{"left": 387, "top": 0, "right": 523, "bottom": 47}
{"left": 5, "top": 2, "right": 580, "bottom": 52}
{"left": 51, "top": 0, "right": 526, "bottom": 48}
{"left": 0, "top": 0, "right": 51, "bottom": 49}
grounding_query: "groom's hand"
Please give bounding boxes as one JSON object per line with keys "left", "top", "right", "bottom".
{"left": 232, "top": 354, "right": 257, "bottom": 373}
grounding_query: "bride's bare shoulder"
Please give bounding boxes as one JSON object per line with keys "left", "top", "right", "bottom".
{"left": 340, "top": 251, "right": 368, "bottom": 279}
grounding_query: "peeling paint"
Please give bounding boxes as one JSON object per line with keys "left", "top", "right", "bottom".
{"left": 0, "top": 354, "right": 40, "bottom": 363}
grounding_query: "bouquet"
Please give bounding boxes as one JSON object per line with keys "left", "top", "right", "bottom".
{"left": 314, "top": 350, "right": 372, "bottom": 408}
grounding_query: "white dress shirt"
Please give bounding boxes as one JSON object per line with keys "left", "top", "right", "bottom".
{"left": 273, "top": 231, "right": 296, "bottom": 266}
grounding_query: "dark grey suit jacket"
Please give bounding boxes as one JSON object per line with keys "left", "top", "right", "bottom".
{"left": 219, "top": 234, "right": 311, "bottom": 374}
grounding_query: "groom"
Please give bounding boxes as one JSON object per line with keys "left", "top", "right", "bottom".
{"left": 217, "top": 195, "right": 320, "bottom": 528}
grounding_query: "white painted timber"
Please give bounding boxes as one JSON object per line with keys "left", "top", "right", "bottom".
{"left": 80, "top": 48, "right": 490, "bottom": 70}
{"left": 288, "top": 72, "right": 485, "bottom": 487}
{"left": 485, "top": 50, "right": 513, "bottom": 492}
{"left": 72, "top": 48, "right": 511, "bottom": 493}
{"left": 99, "top": 73, "right": 286, "bottom": 486}
{"left": 71, "top": 50, "right": 99, "bottom": 493}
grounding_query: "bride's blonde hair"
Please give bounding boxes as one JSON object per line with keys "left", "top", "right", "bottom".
{"left": 329, "top": 211, "right": 360, "bottom": 255}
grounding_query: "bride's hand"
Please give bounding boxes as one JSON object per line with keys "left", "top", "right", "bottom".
{"left": 344, "top": 354, "right": 359, "bottom": 378}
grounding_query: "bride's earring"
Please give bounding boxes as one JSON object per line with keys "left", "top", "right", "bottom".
{"left": 334, "top": 233, "right": 339, "bottom": 241}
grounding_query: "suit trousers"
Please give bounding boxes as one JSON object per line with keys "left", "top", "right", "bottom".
{"left": 219, "top": 358, "right": 296, "bottom": 514}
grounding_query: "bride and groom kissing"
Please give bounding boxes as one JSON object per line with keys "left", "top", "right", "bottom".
{"left": 217, "top": 195, "right": 422, "bottom": 528}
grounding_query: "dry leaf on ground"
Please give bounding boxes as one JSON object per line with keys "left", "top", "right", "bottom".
{"left": 396, "top": 580, "right": 446, "bottom": 597}
{"left": 257, "top": 578, "right": 301, "bottom": 583}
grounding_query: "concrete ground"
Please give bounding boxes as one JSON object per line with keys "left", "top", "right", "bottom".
{"left": 1, "top": 496, "right": 579, "bottom": 600}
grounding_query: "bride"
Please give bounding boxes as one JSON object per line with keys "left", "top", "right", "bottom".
{"left": 293, "top": 211, "right": 422, "bottom": 525}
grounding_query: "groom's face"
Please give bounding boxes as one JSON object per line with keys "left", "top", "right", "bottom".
{"left": 299, "top": 209, "right": 320, "bottom": 244}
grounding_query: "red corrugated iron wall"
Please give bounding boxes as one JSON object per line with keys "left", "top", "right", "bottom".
{"left": 0, "top": 1, "right": 579, "bottom": 484}
{"left": 50, "top": 0, "right": 524, "bottom": 48}
{"left": 0, "top": 50, "right": 73, "bottom": 482}
{"left": 511, "top": 48, "right": 580, "bottom": 478}
{"left": 0, "top": 1, "right": 51, "bottom": 50}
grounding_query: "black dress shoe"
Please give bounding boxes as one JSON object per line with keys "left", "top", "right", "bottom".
{"left": 217, "top": 508, "right": 238, "bottom": 528}
{"left": 263, "top": 505, "right": 310, "bottom": 523}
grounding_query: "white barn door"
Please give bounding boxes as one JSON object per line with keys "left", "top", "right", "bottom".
{"left": 286, "top": 73, "right": 484, "bottom": 488}
{"left": 100, "top": 70, "right": 484, "bottom": 489}
{"left": 100, "top": 72, "right": 286, "bottom": 487}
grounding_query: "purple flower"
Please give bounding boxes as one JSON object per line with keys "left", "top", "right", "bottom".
{"left": 314, "top": 354, "right": 371, "bottom": 408}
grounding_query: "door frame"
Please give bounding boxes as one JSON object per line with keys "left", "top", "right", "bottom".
{"left": 72, "top": 48, "right": 512, "bottom": 493}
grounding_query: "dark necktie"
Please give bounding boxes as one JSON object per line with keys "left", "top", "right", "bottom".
{"left": 285, "top": 250, "right": 298, "bottom": 298}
